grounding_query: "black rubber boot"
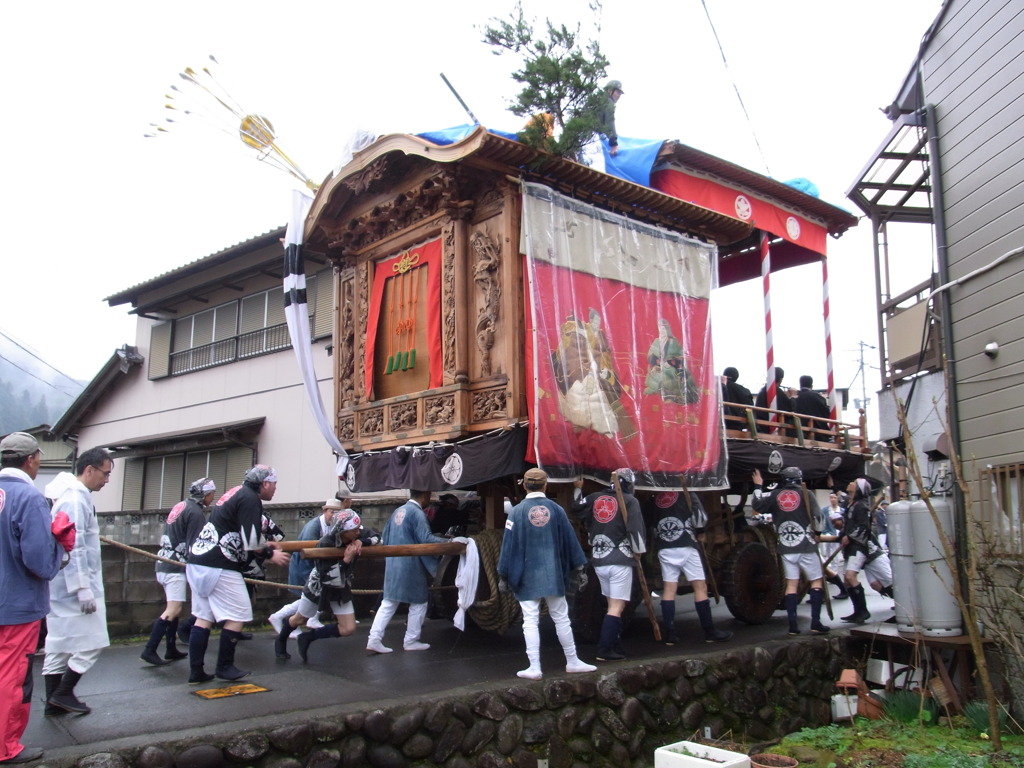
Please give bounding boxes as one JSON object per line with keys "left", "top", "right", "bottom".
{"left": 164, "top": 618, "right": 188, "bottom": 660}
{"left": 141, "top": 618, "right": 172, "bottom": 665}
{"left": 178, "top": 614, "right": 196, "bottom": 645}
{"left": 48, "top": 669, "right": 91, "bottom": 714}
{"left": 827, "top": 574, "right": 849, "bottom": 599}
{"left": 660, "top": 600, "right": 679, "bottom": 645}
{"left": 215, "top": 629, "right": 250, "bottom": 680}
{"left": 596, "top": 616, "right": 624, "bottom": 661}
{"left": 879, "top": 584, "right": 894, "bottom": 598}
{"left": 785, "top": 593, "right": 800, "bottom": 635}
{"left": 297, "top": 624, "right": 340, "bottom": 663}
{"left": 809, "top": 588, "right": 830, "bottom": 634}
{"left": 43, "top": 673, "right": 64, "bottom": 717}
{"left": 188, "top": 625, "right": 214, "bottom": 684}
{"left": 695, "top": 599, "right": 732, "bottom": 643}
{"left": 275, "top": 623, "right": 292, "bottom": 659}
{"left": 841, "top": 585, "right": 871, "bottom": 624}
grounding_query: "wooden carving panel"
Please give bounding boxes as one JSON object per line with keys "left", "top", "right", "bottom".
{"left": 360, "top": 408, "right": 383, "bottom": 436}
{"left": 356, "top": 262, "right": 369, "bottom": 402}
{"left": 472, "top": 388, "right": 508, "bottom": 422}
{"left": 339, "top": 416, "right": 355, "bottom": 442}
{"left": 442, "top": 221, "right": 457, "bottom": 381}
{"left": 424, "top": 394, "right": 456, "bottom": 426}
{"left": 471, "top": 229, "right": 501, "bottom": 378}
{"left": 389, "top": 402, "right": 419, "bottom": 432}
{"left": 339, "top": 271, "right": 355, "bottom": 407}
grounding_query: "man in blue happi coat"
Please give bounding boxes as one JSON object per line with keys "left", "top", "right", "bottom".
{"left": 366, "top": 490, "right": 465, "bottom": 653}
{"left": 498, "top": 468, "right": 596, "bottom": 680}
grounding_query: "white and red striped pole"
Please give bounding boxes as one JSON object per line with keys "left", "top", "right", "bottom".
{"left": 760, "top": 232, "right": 777, "bottom": 431}
{"left": 822, "top": 257, "right": 838, "bottom": 431}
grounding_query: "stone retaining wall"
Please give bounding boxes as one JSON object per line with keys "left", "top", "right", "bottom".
{"left": 50, "top": 637, "right": 846, "bottom": 768}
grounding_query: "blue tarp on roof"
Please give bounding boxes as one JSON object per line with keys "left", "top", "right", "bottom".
{"left": 416, "top": 125, "right": 663, "bottom": 188}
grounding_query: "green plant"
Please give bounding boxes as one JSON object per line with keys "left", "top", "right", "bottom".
{"left": 789, "top": 725, "right": 847, "bottom": 754}
{"left": 905, "top": 750, "right": 988, "bottom": 768}
{"left": 481, "top": 1, "right": 610, "bottom": 159}
{"left": 884, "top": 689, "right": 938, "bottom": 724}
{"left": 965, "top": 700, "right": 1009, "bottom": 735}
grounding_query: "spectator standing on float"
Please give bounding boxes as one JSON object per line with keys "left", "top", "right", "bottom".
{"left": 720, "top": 367, "right": 754, "bottom": 424}
{"left": 573, "top": 469, "right": 647, "bottom": 661}
{"left": 751, "top": 467, "right": 830, "bottom": 636}
{"left": 755, "top": 367, "right": 794, "bottom": 434}
{"left": 366, "top": 490, "right": 465, "bottom": 654}
{"left": 794, "top": 375, "right": 832, "bottom": 440}
{"left": 141, "top": 477, "right": 215, "bottom": 666}
{"left": 0, "top": 432, "right": 68, "bottom": 763}
{"left": 644, "top": 490, "right": 732, "bottom": 645}
{"left": 497, "top": 468, "right": 596, "bottom": 680}
{"left": 185, "top": 465, "right": 289, "bottom": 683}
{"left": 43, "top": 447, "right": 114, "bottom": 716}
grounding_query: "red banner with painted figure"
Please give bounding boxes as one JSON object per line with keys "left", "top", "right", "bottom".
{"left": 521, "top": 182, "right": 728, "bottom": 491}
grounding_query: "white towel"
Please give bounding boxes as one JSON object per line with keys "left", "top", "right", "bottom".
{"left": 453, "top": 538, "right": 479, "bottom": 631}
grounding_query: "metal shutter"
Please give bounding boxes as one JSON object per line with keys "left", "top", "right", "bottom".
{"left": 313, "top": 270, "right": 335, "bottom": 339}
{"left": 148, "top": 322, "right": 172, "bottom": 380}
{"left": 142, "top": 457, "right": 164, "bottom": 509}
{"left": 161, "top": 454, "right": 185, "bottom": 507}
{"left": 121, "top": 458, "right": 145, "bottom": 511}
{"left": 225, "top": 446, "right": 255, "bottom": 490}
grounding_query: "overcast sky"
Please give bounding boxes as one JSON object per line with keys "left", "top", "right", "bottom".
{"left": 1, "top": 0, "right": 940, "bottom": 432}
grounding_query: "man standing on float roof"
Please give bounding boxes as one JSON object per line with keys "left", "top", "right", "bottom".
{"left": 185, "top": 465, "right": 289, "bottom": 684}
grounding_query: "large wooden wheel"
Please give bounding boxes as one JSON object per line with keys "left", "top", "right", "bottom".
{"left": 720, "top": 542, "right": 784, "bottom": 624}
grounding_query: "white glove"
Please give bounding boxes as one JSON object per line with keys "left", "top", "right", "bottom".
{"left": 77, "top": 588, "right": 97, "bottom": 614}
{"left": 450, "top": 536, "right": 470, "bottom": 545}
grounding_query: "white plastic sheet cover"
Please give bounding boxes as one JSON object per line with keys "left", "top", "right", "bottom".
{"left": 521, "top": 182, "right": 727, "bottom": 490}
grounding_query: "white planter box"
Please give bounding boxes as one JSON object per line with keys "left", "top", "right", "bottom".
{"left": 655, "top": 740, "right": 751, "bottom": 768}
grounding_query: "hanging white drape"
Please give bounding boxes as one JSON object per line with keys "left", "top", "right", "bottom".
{"left": 284, "top": 189, "right": 350, "bottom": 476}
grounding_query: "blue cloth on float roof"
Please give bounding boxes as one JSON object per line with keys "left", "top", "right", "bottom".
{"left": 415, "top": 125, "right": 664, "bottom": 189}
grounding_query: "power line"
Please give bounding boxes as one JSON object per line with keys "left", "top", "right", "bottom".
{"left": 0, "top": 329, "right": 82, "bottom": 387}
{"left": 699, "top": 0, "right": 773, "bottom": 177}
{"left": 0, "top": 351, "right": 84, "bottom": 398}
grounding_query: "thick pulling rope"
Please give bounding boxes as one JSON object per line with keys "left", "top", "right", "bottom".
{"left": 99, "top": 536, "right": 465, "bottom": 597}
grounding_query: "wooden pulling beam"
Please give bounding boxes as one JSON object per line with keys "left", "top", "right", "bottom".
{"left": 279, "top": 541, "right": 467, "bottom": 559}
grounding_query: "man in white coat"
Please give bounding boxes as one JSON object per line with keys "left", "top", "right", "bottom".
{"left": 43, "top": 447, "right": 113, "bottom": 716}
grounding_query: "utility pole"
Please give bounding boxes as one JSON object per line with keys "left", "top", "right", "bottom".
{"left": 850, "top": 340, "right": 877, "bottom": 414}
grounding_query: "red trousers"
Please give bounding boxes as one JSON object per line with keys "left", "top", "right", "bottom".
{"left": 0, "top": 621, "right": 40, "bottom": 761}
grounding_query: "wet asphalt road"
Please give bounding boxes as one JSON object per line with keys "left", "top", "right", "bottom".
{"left": 23, "top": 591, "right": 894, "bottom": 764}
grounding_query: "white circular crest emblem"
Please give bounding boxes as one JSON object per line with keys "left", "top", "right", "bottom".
{"left": 767, "top": 450, "right": 784, "bottom": 475}
{"left": 786, "top": 216, "right": 801, "bottom": 240}
{"left": 734, "top": 195, "right": 753, "bottom": 220}
{"left": 441, "top": 453, "right": 464, "bottom": 485}
{"left": 828, "top": 457, "right": 842, "bottom": 472}
{"left": 346, "top": 464, "right": 357, "bottom": 491}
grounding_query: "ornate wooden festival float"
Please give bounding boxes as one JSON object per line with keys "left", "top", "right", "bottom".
{"left": 300, "top": 125, "right": 868, "bottom": 633}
